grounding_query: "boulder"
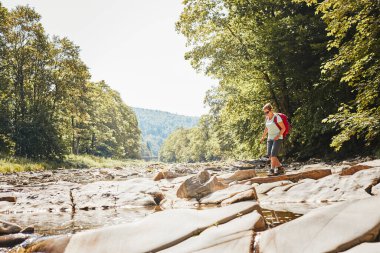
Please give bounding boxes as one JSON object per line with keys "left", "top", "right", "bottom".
{"left": 14, "top": 202, "right": 261, "bottom": 253}
{"left": 176, "top": 170, "right": 226, "bottom": 199}
{"left": 261, "top": 168, "right": 380, "bottom": 203}
{"left": 342, "top": 242, "right": 380, "bottom": 253}
{"left": 159, "top": 181, "right": 199, "bottom": 209}
{"left": 72, "top": 178, "right": 164, "bottom": 209}
{"left": 218, "top": 169, "right": 256, "bottom": 183}
{"left": 256, "top": 196, "right": 380, "bottom": 253}
{"left": 0, "top": 221, "right": 21, "bottom": 235}
{"left": 153, "top": 171, "right": 180, "bottom": 181}
{"left": 200, "top": 184, "right": 254, "bottom": 204}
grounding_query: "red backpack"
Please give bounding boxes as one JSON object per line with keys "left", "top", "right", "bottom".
{"left": 274, "top": 113, "right": 291, "bottom": 138}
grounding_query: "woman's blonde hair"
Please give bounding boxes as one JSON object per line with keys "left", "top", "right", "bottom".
{"left": 262, "top": 103, "right": 273, "bottom": 111}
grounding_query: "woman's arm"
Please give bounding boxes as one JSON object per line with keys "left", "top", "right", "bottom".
{"left": 260, "top": 127, "right": 268, "bottom": 143}
{"left": 274, "top": 121, "right": 286, "bottom": 140}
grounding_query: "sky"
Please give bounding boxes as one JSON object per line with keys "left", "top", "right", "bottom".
{"left": 2, "top": 0, "right": 216, "bottom": 117}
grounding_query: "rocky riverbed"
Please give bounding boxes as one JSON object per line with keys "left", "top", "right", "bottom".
{"left": 1, "top": 158, "right": 380, "bottom": 252}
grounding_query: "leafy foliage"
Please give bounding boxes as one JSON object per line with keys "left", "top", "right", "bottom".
{"left": 164, "top": 0, "right": 379, "bottom": 162}
{"left": 0, "top": 4, "right": 141, "bottom": 160}
{"left": 298, "top": 0, "right": 380, "bottom": 151}
{"left": 159, "top": 116, "right": 221, "bottom": 162}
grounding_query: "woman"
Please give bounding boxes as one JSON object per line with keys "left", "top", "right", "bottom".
{"left": 260, "top": 103, "right": 286, "bottom": 176}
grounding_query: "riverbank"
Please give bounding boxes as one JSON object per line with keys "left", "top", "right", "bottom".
{"left": 0, "top": 155, "right": 149, "bottom": 174}
{"left": 1, "top": 158, "right": 380, "bottom": 252}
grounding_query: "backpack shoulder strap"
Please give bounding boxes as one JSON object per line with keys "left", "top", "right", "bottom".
{"left": 274, "top": 113, "right": 281, "bottom": 130}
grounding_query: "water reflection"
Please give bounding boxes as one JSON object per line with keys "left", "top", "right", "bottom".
{"left": 261, "top": 208, "right": 302, "bottom": 228}
{"left": 1, "top": 206, "right": 158, "bottom": 236}
{"left": 2, "top": 205, "right": 302, "bottom": 237}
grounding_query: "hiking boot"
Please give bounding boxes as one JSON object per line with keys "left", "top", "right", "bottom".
{"left": 267, "top": 168, "right": 275, "bottom": 176}
{"left": 277, "top": 166, "right": 286, "bottom": 175}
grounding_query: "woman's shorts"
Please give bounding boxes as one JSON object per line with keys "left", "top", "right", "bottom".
{"left": 267, "top": 139, "right": 282, "bottom": 157}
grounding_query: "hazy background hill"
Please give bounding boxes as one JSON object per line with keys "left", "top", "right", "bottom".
{"left": 132, "top": 107, "right": 199, "bottom": 158}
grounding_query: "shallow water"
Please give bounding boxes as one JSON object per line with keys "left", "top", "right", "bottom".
{"left": 1, "top": 206, "right": 158, "bottom": 236}
{"left": 261, "top": 208, "right": 302, "bottom": 228}
{"left": 2, "top": 205, "right": 301, "bottom": 237}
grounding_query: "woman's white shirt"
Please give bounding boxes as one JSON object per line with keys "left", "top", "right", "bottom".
{"left": 266, "top": 114, "right": 283, "bottom": 140}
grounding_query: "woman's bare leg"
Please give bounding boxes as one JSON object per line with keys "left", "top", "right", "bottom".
{"left": 271, "top": 156, "right": 281, "bottom": 168}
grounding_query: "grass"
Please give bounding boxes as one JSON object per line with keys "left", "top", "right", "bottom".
{"left": 0, "top": 154, "right": 151, "bottom": 173}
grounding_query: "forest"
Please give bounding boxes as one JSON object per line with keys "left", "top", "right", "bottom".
{"left": 160, "top": 0, "right": 380, "bottom": 162}
{"left": 1, "top": 1, "right": 379, "bottom": 165}
{"left": 0, "top": 4, "right": 141, "bottom": 161}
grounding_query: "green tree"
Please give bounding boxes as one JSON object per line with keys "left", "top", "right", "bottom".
{"left": 298, "top": 0, "right": 380, "bottom": 152}
{"left": 176, "top": 0, "right": 347, "bottom": 159}
{"left": 1, "top": 6, "right": 65, "bottom": 158}
{"left": 0, "top": 4, "right": 141, "bottom": 160}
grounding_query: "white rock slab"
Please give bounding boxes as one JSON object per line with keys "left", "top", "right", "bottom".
{"left": 262, "top": 168, "right": 380, "bottom": 203}
{"left": 63, "top": 201, "right": 260, "bottom": 253}
{"left": 372, "top": 183, "right": 380, "bottom": 195}
{"left": 257, "top": 196, "right": 380, "bottom": 253}
{"left": 342, "top": 242, "right": 380, "bottom": 253}
{"left": 255, "top": 180, "right": 292, "bottom": 194}
{"left": 200, "top": 184, "right": 254, "bottom": 204}
{"left": 0, "top": 183, "right": 76, "bottom": 213}
{"left": 72, "top": 178, "right": 162, "bottom": 209}
{"left": 220, "top": 189, "right": 257, "bottom": 206}
{"left": 159, "top": 210, "right": 265, "bottom": 253}
{"left": 358, "top": 159, "right": 380, "bottom": 167}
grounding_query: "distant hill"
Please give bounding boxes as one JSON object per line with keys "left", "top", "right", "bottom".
{"left": 132, "top": 107, "right": 199, "bottom": 158}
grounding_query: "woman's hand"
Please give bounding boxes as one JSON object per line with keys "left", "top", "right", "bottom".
{"left": 274, "top": 135, "right": 280, "bottom": 141}
{"left": 261, "top": 128, "right": 268, "bottom": 143}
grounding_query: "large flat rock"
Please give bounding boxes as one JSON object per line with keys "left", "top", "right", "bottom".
{"left": 220, "top": 189, "right": 257, "bottom": 206}
{"left": 0, "top": 182, "right": 77, "bottom": 213}
{"left": 256, "top": 196, "right": 380, "bottom": 253}
{"left": 200, "top": 184, "right": 254, "bottom": 204}
{"left": 342, "top": 242, "right": 380, "bottom": 253}
{"left": 218, "top": 169, "right": 256, "bottom": 184}
{"left": 72, "top": 178, "right": 164, "bottom": 209}
{"left": 159, "top": 210, "right": 266, "bottom": 253}
{"left": 261, "top": 168, "right": 380, "bottom": 203}
{"left": 372, "top": 182, "right": 380, "bottom": 195}
{"left": 255, "top": 180, "right": 292, "bottom": 194}
{"left": 242, "top": 169, "right": 331, "bottom": 184}
{"left": 340, "top": 159, "right": 380, "bottom": 176}
{"left": 14, "top": 201, "right": 261, "bottom": 253}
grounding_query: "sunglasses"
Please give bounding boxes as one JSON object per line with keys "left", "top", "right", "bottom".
{"left": 264, "top": 111, "right": 270, "bottom": 114}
